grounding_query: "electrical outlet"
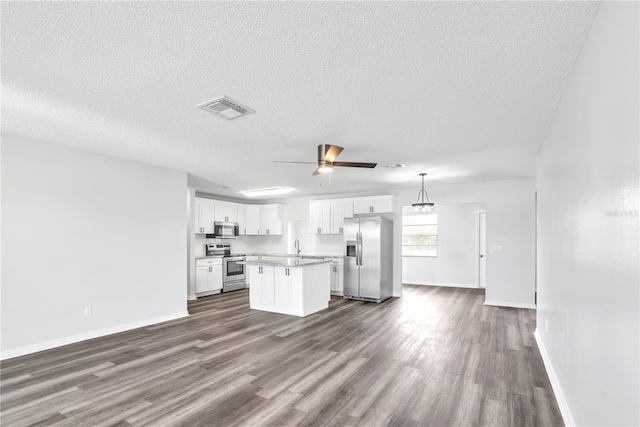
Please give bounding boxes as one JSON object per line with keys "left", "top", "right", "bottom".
{"left": 84, "top": 306, "right": 92, "bottom": 316}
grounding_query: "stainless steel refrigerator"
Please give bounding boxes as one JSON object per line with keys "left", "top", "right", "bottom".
{"left": 343, "top": 216, "right": 393, "bottom": 303}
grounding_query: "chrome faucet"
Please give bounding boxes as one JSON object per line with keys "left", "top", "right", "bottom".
{"left": 294, "top": 239, "right": 302, "bottom": 255}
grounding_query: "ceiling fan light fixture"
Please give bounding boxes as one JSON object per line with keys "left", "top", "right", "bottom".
{"left": 317, "top": 163, "right": 334, "bottom": 174}
{"left": 411, "top": 173, "right": 435, "bottom": 213}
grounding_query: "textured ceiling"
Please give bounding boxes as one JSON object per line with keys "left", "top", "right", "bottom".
{"left": 1, "top": 1, "right": 598, "bottom": 199}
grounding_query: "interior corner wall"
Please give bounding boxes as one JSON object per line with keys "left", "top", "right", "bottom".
{"left": 392, "top": 178, "right": 536, "bottom": 307}
{"left": 1, "top": 134, "right": 188, "bottom": 359}
{"left": 535, "top": 2, "right": 639, "bottom": 426}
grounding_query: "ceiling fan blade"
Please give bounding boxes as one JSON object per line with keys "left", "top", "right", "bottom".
{"left": 324, "top": 145, "right": 344, "bottom": 162}
{"left": 333, "top": 161, "right": 377, "bottom": 168}
{"left": 272, "top": 161, "right": 317, "bottom": 164}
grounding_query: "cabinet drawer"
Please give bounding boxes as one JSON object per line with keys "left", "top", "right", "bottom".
{"left": 196, "top": 258, "right": 223, "bottom": 267}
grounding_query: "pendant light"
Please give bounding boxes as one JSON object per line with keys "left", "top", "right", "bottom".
{"left": 411, "top": 173, "right": 435, "bottom": 213}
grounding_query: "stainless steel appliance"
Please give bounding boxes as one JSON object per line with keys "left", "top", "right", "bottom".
{"left": 212, "top": 222, "right": 239, "bottom": 239}
{"left": 223, "top": 255, "right": 246, "bottom": 292}
{"left": 206, "top": 243, "right": 229, "bottom": 256}
{"left": 343, "top": 216, "right": 393, "bottom": 303}
{"left": 205, "top": 244, "right": 246, "bottom": 292}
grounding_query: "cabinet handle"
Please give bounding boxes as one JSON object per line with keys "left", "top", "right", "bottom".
{"left": 244, "top": 229, "right": 246, "bottom": 235}
{"left": 317, "top": 228, "right": 321, "bottom": 234}
{"left": 267, "top": 229, "right": 270, "bottom": 235}
{"left": 339, "top": 227, "right": 343, "bottom": 233}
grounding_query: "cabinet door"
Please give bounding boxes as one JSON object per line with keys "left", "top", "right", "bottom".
{"left": 371, "top": 197, "right": 394, "bottom": 213}
{"left": 275, "top": 267, "right": 289, "bottom": 309}
{"left": 237, "top": 205, "right": 247, "bottom": 235}
{"left": 201, "top": 201, "right": 214, "bottom": 233}
{"left": 336, "top": 265, "right": 344, "bottom": 293}
{"left": 353, "top": 199, "right": 371, "bottom": 215}
{"left": 331, "top": 203, "right": 344, "bottom": 234}
{"left": 260, "top": 204, "right": 284, "bottom": 235}
{"left": 249, "top": 266, "right": 261, "bottom": 305}
{"left": 329, "top": 264, "right": 337, "bottom": 291}
{"left": 261, "top": 266, "right": 275, "bottom": 306}
{"left": 309, "top": 203, "right": 321, "bottom": 234}
{"left": 213, "top": 203, "right": 225, "bottom": 222}
{"left": 245, "top": 205, "right": 261, "bottom": 235}
{"left": 288, "top": 268, "right": 303, "bottom": 311}
{"left": 195, "top": 266, "right": 209, "bottom": 293}
{"left": 225, "top": 204, "right": 238, "bottom": 223}
{"left": 320, "top": 203, "right": 331, "bottom": 233}
{"left": 209, "top": 265, "right": 223, "bottom": 291}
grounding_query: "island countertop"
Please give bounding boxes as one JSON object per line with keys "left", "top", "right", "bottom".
{"left": 241, "top": 257, "right": 332, "bottom": 267}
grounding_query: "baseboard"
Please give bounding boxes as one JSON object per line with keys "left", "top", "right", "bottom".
{"left": 484, "top": 300, "right": 536, "bottom": 309}
{"left": 404, "top": 281, "right": 479, "bottom": 289}
{"left": 0, "top": 311, "right": 190, "bottom": 361}
{"left": 534, "top": 330, "right": 575, "bottom": 427}
{"left": 187, "top": 294, "right": 197, "bottom": 301}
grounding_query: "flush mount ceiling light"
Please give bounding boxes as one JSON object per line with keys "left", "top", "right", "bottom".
{"left": 241, "top": 187, "right": 293, "bottom": 197}
{"left": 411, "top": 173, "right": 435, "bottom": 213}
{"left": 196, "top": 96, "right": 255, "bottom": 120}
{"left": 385, "top": 164, "right": 405, "bottom": 168}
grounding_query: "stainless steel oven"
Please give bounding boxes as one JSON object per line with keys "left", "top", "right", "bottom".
{"left": 223, "top": 256, "right": 246, "bottom": 292}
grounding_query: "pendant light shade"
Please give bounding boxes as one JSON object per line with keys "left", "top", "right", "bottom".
{"left": 411, "top": 173, "right": 435, "bottom": 213}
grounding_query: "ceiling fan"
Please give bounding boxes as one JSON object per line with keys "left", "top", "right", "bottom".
{"left": 273, "top": 144, "right": 377, "bottom": 175}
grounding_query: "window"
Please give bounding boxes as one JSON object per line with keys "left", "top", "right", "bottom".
{"left": 402, "top": 209, "right": 437, "bottom": 257}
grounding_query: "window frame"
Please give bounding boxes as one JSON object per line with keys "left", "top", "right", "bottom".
{"left": 402, "top": 210, "right": 438, "bottom": 257}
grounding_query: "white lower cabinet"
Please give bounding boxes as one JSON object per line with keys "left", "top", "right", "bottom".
{"left": 195, "top": 258, "right": 223, "bottom": 295}
{"left": 249, "top": 263, "right": 329, "bottom": 316}
{"left": 329, "top": 259, "right": 344, "bottom": 295}
{"left": 275, "top": 267, "right": 303, "bottom": 311}
{"left": 249, "top": 265, "right": 275, "bottom": 307}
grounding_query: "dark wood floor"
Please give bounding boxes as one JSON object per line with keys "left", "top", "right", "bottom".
{"left": 1, "top": 285, "right": 563, "bottom": 427}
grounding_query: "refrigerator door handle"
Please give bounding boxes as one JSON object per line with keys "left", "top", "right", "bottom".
{"left": 357, "top": 231, "right": 362, "bottom": 266}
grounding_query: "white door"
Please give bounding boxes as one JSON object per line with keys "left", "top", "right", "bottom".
{"left": 288, "top": 268, "right": 303, "bottom": 311}
{"left": 309, "top": 203, "right": 321, "bottom": 234}
{"left": 209, "top": 265, "right": 223, "bottom": 291}
{"left": 336, "top": 265, "right": 344, "bottom": 294}
{"left": 262, "top": 266, "right": 275, "bottom": 306}
{"left": 201, "top": 202, "right": 214, "bottom": 233}
{"left": 329, "top": 263, "right": 337, "bottom": 291}
{"left": 320, "top": 203, "right": 331, "bottom": 234}
{"left": 331, "top": 203, "right": 344, "bottom": 234}
{"left": 478, "top": 211, "right": 486, "bottom": 288}
{"left": 245, "top": 206, "right": 261, "bottom": 235}
{"left": 370, "top": 197, "right": 393, "bottom": 213}
{"left": 195, "top": 266, "right": 209, "bottom": 293}
{"left": 237, "top": 205, "right": 246, "bottom": 235}
{"left": 275, "top": 267, "right": 289, "bottom": 308}
{"left": 249, "top": 266, "right": 261, "bottom": 305}
{"left": 353, "top": 199, "right": 371, "bottom": 214}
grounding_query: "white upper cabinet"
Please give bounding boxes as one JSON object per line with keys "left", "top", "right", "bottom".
{"left": 195, "top": 198, "right": 215, "bottom": 234}
{"left": 330, "top": 200, "right": 353, "bottom": 234}
{"left": 245, "top": 205, "right": 261, "bottom": 235}
{"left": 353, "top": 195, "right": 395, "bottom": 214}
{"left": 194, "top": 198, "right": 284, "bottom": 236}
{"left": 309, "top": 202, "right": 331, "bottom": 234}
{"left": 214, "top": 202, "right": 238, "bottom": 223}
{"left": 260, "top": 204, "right": 285, "bottom": 235}
{"left": 237, "top": 205, "right": 247, "bottom": 235}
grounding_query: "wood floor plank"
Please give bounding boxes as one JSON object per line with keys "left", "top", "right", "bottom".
{"left": 0, "top": 285, "right": 563, "bottom": 426}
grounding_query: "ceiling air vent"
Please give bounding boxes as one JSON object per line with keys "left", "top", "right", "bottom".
{"left": 196, "top": 96, "right": 255, "bottom": 120}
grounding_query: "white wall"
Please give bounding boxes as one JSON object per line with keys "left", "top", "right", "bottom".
{"left": 1, "top": 134, "right": 188, "bottom": 359}
{"left": 393, "top": 178, "right": 536, "bottom": 307}
{"left": 402, "top": 203, "right": 484, "bottom": 288}
{"left": 535, "top": 2, "right": 639, "bottom": 426}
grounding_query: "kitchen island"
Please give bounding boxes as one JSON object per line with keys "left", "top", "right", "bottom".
{"left": 242, "top": 257, "right": 331, "bottom": 317}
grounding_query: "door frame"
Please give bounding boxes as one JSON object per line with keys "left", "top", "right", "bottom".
{"left": 476, "top": 210, "right": 487, "bottom": 288}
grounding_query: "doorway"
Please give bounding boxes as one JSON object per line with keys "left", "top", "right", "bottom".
{"left": 477, "top": 211, "right": 486, "bottom": 288}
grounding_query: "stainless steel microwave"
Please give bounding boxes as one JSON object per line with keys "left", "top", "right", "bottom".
{"left": 213, "top": 222, "right": 239, "bottom": 239}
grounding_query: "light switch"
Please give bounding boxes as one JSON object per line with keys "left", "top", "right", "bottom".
{"left": 494, "top": 245, "right": 502, "bottom": 251}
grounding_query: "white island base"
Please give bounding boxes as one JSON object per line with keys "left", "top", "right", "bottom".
{"left": 248, "top": 261, "right": 330, "bottom": 317}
